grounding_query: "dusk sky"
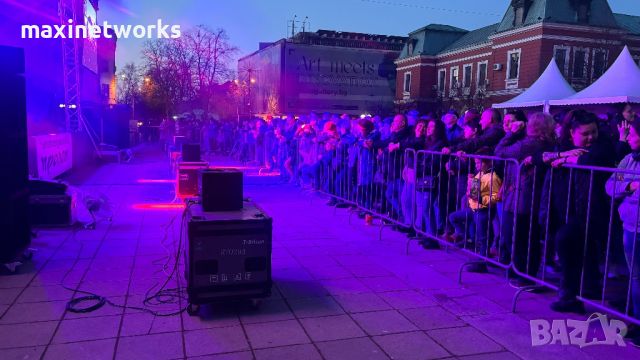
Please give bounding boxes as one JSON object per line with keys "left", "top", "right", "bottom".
{"left": 100, "top": 0, "right": 640, "bottom": 70}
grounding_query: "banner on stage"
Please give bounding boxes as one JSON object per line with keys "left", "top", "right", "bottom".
{"left": 32, "top": 133, "right": 73, "bottom": 179}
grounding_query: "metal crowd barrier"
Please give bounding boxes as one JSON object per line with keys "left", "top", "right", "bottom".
{"left": 292, "top": 142, "right": 640, "bottom": 326}
{"left": 409, "top": 150, "right": 519, "bottom": 276}
{"left": 505, "top": 162, "right": 640, "bottom": 326}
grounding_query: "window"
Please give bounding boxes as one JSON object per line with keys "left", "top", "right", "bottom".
{"left": 403, "top": 72, "right": 411, "bottom": 94}
{"left": 463, "top": 64, "right": 472, "bottom": 88}
{"left": 438, "top": 69, "right": 446, "bottom": 92}
{"left": 592, "top": 49, "right": 608, "bottom": 80}
{"left": 407, "top": 39, "right": 416, "bottom": 56}
{"left": 507, "top": 49, "right": 521, "bottom": 80}
{"left": 573, "top": 48, "right": 589, "bottom": 79}
{"left": 553, "top": 45, "right": 570, "bottom": 77}
{"left": 450, "top": 66, "right": 459, "bottom": 89}
{"left": 477, "top": 61, "right": 488, "bottom": 87}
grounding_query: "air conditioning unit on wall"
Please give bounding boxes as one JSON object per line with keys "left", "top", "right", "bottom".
{"left": 493, "top": 64, "right": 503, "bottom": 71}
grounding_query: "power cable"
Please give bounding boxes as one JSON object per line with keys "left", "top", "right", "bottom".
{"left": 360, "top": 0, "right": 502, "bottom": 17}
{"left": 62, "top": 202, "right": 193, "bottom": 316}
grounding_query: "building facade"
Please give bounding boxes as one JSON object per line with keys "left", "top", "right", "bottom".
{"left": 395, "top": 0, "right": 640, "bottom": 114}
{"left": 239, "top": 30, "right": 407, "bottom": 116}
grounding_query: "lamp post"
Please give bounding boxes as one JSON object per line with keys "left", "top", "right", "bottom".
{"left": 248, "top": 77, "right": 256, "bottom": 118}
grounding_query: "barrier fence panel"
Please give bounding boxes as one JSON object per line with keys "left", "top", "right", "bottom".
{"left": 508, "top": 162, "right": 640, "bottom": 326}
{"left": 410, "top": 151, "right": 518, "bottom": 271}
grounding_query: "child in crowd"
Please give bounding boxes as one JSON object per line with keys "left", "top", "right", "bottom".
{"left": 448, "top": 147, "right": 502, "bottom": 272}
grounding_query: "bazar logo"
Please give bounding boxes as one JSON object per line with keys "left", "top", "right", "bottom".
{"left": 530, "top": 313, "right": 627, "bottom": 347}
{"left": 21, "top": 19, "right": 181, "bottom": 39}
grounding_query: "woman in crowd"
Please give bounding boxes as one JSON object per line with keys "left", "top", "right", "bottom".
{"left": 495, "top": 112, "right": 556, "bottom": 284}
{"left": 538, "top": 109, "right": 616, "bottom": 313}
{"left": 356, "top": 118, "right": 381, "bottom": 215}
{"left": 614, "top": 103, "right": 637, "bottom": 162}
{"left": 415, "top": 118, "right": 448, "bottom": 248}
{"left": 605, "top": 118, "right": 640, "bottom": 346}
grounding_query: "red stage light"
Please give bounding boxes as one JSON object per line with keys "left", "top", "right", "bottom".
{"left": 132, "top": 203, "right": 185, "bottom": 210}
{"left": 209, "top": 166, "right": 257, "bottom": 171}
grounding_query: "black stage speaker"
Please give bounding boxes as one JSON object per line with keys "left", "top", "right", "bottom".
{"left": 199, "top": 169, "right": 243, "bottom": 212}
{"left": 182, "top": 143, "right": 201, "bottom": 162}
{"left": 0, "top": 46, "right": 30, "bottom": 263}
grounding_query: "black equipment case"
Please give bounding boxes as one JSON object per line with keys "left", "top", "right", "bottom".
{"left": 177, "top": 161, "right": 208, "bottom": 197}
{"left": 184, "top": 202, "right": 272, "bottom": 314}
{"left": 29, "top": 195, "right": 75, "bottom": 227}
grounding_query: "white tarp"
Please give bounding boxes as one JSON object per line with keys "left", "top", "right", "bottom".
{"left": 493, "top": 59, "right": 575, "bottom": 110}
{"left": 549, "top": 46, "right": 640, "bottom": 106}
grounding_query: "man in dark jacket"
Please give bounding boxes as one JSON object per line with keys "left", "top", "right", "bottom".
{"left": 448, "top": 108, "right": 505, "bottom": 154}
{"left": 495, "top": 112, "right": 555, "bottom": 283}
{"left": 383, "top": 114, "right": 411, "bottom": 222}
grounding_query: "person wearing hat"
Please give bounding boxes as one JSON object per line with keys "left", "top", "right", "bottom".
{"left": 442, "top": 110, "right": 463, "bottom": 147}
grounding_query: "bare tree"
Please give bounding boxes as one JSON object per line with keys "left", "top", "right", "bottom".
{"left": 141, "top": 25, "right": 238, "bottom": 115}
{"left": 117, "top": 62, "right": 141, "bottom": 105}
{"left": 184, "top": 26, "right": 238, "bottom": 111}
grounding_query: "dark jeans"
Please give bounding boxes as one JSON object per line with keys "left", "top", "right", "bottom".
{"left": 416, "top": 190, "right": 444, "bottom": 236}
{"left": 385, "top": 179, "right": 403, "bottom": 221}
{"left": 555, "top": 220, "right": 602, "bottom": 300}
{"left": 449, "top": 208, "right": 490, "bottom": 256}
{"left": 500, "top": 211, "right": 541, "bottom": 276}
{"left": 623, "top": 230, "right": 640, "bottom": 320}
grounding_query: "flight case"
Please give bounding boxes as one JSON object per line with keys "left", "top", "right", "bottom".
{"left": 184, "top": 202, "right": 272, "bottom": 315}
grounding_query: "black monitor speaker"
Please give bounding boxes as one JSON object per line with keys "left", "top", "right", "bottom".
{"left": 199, "top": 169, "right": 243, "bottom": 212}
{"left": 182, "top": 143, "right": 201, "bottom": 162}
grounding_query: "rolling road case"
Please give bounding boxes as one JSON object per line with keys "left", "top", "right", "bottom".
{"left": 184, "top": 202, "right": 272, "bottom": 315}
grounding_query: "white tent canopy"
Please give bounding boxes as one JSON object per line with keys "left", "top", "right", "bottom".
{"left": 549, "top": 46, "right": 640, "bottom": 106}
{"left": 493, "top": 59, "right": 576, "bottom": 110}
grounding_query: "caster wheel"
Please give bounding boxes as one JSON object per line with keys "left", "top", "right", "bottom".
{"left": 250, "top": 299, "right": 263, "bottom": 308}
{"left": 187, "top": 304, "right": 200, "bottom": 316}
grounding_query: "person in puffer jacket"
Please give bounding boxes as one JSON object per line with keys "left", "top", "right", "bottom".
{"left": 605, "top": 118, "right": 640, "bottom": 345}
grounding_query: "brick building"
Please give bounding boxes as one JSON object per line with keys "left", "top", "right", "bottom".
{"left": 395, "top": 0, "right": 640, "bottom": 114}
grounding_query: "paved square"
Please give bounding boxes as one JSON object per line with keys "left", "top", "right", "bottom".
{"left": 1, "top": 148, "right": 637, "bottom": 359}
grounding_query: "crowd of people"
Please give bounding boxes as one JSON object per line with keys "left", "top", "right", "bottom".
{"left": 174, "top": 105, "right": 640, "bottom": 343}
